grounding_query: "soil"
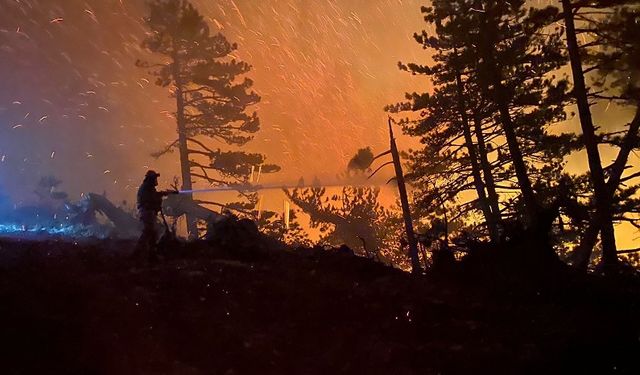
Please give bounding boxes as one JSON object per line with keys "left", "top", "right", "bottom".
{"left": 0, "top": 236, "right": 638, "bottom": 374}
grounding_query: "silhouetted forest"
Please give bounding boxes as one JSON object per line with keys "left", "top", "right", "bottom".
{"left": 0, "top": 0, "right": 639, "bottom": 374}
{"left": 384, "top": 0, "right": 640, "bottom": 274}
{"left": 128, "top": 0, "right": 640, "bottom": 275}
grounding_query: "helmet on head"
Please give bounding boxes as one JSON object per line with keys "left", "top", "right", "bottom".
{"left": 145, "top": 170, "right": 160, "bottom": 180}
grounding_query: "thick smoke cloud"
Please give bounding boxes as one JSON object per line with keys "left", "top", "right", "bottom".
{"left": 0, "top": 0, "right": 430, "bottom": 206}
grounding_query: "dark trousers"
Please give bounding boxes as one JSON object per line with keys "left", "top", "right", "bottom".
{"left": 134, "top": 210, "right": 158, "bottom": 261}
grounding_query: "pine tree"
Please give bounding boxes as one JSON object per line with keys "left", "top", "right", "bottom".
{"left": 285, "top": 186, "right": 406, "bottom": 265}
{"left": 256, "top": 208, "right": 311, "bottom": 248}
{"left": 561, "top": 0, "right": 639, "bottom": 271}
{"left": 388, "top": 85, "right": 501, "bottom": 241}
{"left": 389, "top": 1, "right": 573, "bottom": 243}
{"left": 138, "top": 0, "right": 278, "bottom": 237}
{"left": 468, "top": 0, "right": 570, "bottom": 223}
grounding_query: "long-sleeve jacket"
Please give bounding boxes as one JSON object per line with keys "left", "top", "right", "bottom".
{"left": 137, "top": 182, "right": 164, "bottom": 213}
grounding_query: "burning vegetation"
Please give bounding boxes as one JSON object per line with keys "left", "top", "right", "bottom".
{"left": 0, "top": 0, "right": 640, "bottom": 373}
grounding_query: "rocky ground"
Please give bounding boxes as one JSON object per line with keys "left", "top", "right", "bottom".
{"left": 0, "top": 236, "right": 639, "bottom": 374}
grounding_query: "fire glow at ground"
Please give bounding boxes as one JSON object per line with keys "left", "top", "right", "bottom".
{"left": 0, "top": 0, "right": 637, "bottom": 248}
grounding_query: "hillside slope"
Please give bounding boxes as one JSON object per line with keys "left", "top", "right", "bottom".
{"left": 0, "top": 237, "right": 638, "bottom": 374}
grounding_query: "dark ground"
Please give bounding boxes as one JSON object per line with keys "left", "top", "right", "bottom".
{"left": 0, "top": 236, "right": 638, "bottom": 375}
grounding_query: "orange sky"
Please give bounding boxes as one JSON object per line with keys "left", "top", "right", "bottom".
{"left": 0, "top": 0, "right": 428, "bottom": 195}
{"left": 0, "top": 0, "right": 636, "bottom": 248}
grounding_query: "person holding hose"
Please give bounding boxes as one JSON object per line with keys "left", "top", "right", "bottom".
{"left": 134, "top": 170, "right": 178, "bottom": 262}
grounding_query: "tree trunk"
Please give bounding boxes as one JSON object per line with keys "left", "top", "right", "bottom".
{"left": 572, "top": 220, "right": 599, "bottom": 270}
{"left": 473, "top": 112, "right": 502, "bottom": 226}
{"left": 562, "top": 0, "right": 618, "bottom": 271}
{"left": 173, "top": 58, "right": 199, "bottom": 239}
{"left": 454, "top": 66, "right": 500, "bottom": 242}
{"left": 605, "top": 107, "right": 640, "bottom": 195}
{"left": 495, "top": 102, "right": 539, "bottom": 223}
{"left": 389, "top": 119, "right": 422, "bottom": 274}
{"left": 475, "top": 2, "right": 539, "bottom": 224}
{"left": 570, "top": 106, "right": 640, "bottom": 270}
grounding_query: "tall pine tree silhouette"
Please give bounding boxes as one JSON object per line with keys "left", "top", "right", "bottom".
{"left": 562, "top": 0, "right": 639, "bottom": 271}
{"left": 389, "top": 1, "right": 573, "bottom": 243}
{"left": 138, "top": 0, "right": 278, "bottom": 237}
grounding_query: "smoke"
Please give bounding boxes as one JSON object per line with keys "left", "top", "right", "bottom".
{"left": 0, "top": 0, "right": 179, "bottom": 204}
{"left": 0, "top": 0, "right": 431, "bottom": 208}
{"left": 0, "top": 184, "right": 11, "bottom": 214}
